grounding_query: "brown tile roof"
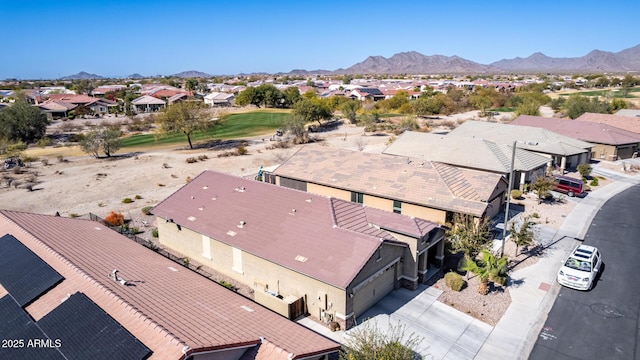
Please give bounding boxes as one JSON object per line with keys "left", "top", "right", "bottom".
{"left": 47, "top": 94, "right": 97, "bottom": 105}
{"left": 37, "top": 100, "right": 77, "bottom": 112}
{"left": 0, "top": 210, "right": 339, "bottom": 359}
{"left": 273, "top": 146, "right": 504, "bottom": 217}
{"left": 152, "top": 171, "right": 437, "bottom": 288}
{"left": 512, "top": 115, "right": 640, "bottom": 145}
{"left": 576, "top": 112, "right": 640, "bottom": 134}
{"left": 332, "top": 198, "right": 437, "bottom": 238}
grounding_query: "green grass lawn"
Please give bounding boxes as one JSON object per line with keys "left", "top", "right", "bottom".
{"left": 120, "top": 111, "right": 290, "bottom": 148}
{"left": 559, "top": 88, "right": 640, "bottom": 98}
{"left": 490, "top": 107, "right": 516, "bottom": 112}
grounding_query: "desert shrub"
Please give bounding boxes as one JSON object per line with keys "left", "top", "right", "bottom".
{"left": 510, "top": 189, "right": 522, "bottom": 199}
{"left": 590, "top": 178, "right": 599, "bottom": 186}
{"left": 219, "top": 280, "right": 233, "bottom": 290}
{"left": 141, "top": 206, "right": 153, "bottom": 215}
{"left": 386, "top": 135, "right": 397, "bottom": 145}
{"left": 444, "top": 271, "right": 465, "bottom": 291}
{"left": 21, "top": 155, "right": 38, "bottom": 164}
{"left": 185, "top": 176, "right": 192, "bottom": 183}
{"left": 129, "top": 226, "right": 139, "bottom": 234}
{"left": 104, "top": 211, "right": 125, "bottom": 226}
{"left": 37, "top": 137, "right": 52, "bottom": 147}
{"left": 266, "top": 141, "right": 291, "bottom": 150}
{"left": 329, "top": 321, "right": 341, "bottom": 332}
{"left": 151, "top": 228, "right": 159, "bottom": 237}
{"left": 69, "top": 213, "right": 80, "bottom": 218}
{"left": 122, "top": 197, "right": 133, "bottom": 203}
{"left": 197, "top": 154, "right": 208, "bottom": 161}
{"left": 41, "top": 158, "right": 49, "bottom": 166}
{"left": 236, "top": 146, "right": 248, "bottom": 155}
{"left": 185, "top": 157, "right": 198, "bottom": 163}
{"left": 56, "top": 155, "right": 65, "bottom": 163}
{"left": 577, "top": 163, "right": 592, "bottom": 178}
{"left": 134, "top": 194, "right": 142, "bottom": 199}
{"left": 532, "top": 212, "right": 540, "bottom": 218}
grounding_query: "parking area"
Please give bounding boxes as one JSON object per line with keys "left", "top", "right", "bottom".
{"left": 346, "top": 285, "right": 493, "bottom": 360}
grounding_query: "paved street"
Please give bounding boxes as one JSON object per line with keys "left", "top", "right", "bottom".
{"left": 529, "top": 184, "right": 640, "bottom": 360}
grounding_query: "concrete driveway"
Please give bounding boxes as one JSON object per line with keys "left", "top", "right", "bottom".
{"left": 347, "top": 284, "right": 493, "bottom": 360}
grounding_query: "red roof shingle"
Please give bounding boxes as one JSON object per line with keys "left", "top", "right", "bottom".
{"left": 0, "top": 210, "right": 339, "bottom": 359}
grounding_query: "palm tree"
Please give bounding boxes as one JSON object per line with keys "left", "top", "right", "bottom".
{"left": 460, "top": 250, "right": 508, "bottom": 295}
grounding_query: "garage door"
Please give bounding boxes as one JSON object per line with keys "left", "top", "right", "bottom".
{"left": 352, "top": 263, "right": 396, "bottom": 319}
{"left": 617, "top": 146, "right": 636, "bottom": 160}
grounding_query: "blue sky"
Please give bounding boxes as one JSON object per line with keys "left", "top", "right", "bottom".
{"left": 2, "top": 0, "right": 638, "bottom": 79}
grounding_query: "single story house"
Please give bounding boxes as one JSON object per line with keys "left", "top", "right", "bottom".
{"left": 512, "top": 115, "right": 640, "bottom": 160}
{"left": 383, "top": 131, "right": 550, "bottom": 191}
{"left": 0, "top": 210, "right": 339, "bottom": 360}
{"left": 37, "top": 100, "right": 77, "bottom": 119}
{"left": 349, "top": 88, "right": 385, "bottom": 101}
{"left": 152, "top": 171, "right": 446, "bottom": 329}
{"left": 448, "top": 120, "right": 593, "bottom": 172}
{"left": 44, "top": 94, "right": 117, "bottom": 115}
{"left": 204, "top": 92, "right": 235, "bottom": 107}
{"left": 131, "top": 95, "right": 166, "bottom": 113}
{"left": 577, "top": 112, "right": 640, "bottom": 135}
{"left": 267, "top": 146, "right": 508, "bottom": 224}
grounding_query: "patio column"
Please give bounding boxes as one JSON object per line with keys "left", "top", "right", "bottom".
{"left": 560, "top": 156, "right": 567, "bottom": 173}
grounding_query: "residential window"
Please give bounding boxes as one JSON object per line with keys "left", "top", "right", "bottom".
{"left": 232, "top": 247, "right": 243, "bottom": 274}
{"left": 351, "top": 191, "right": 364, "bottom": 204}
{"left": 201, "top": 235, "right": 212, "bottom": 260}
{"left": 393, "top": 200, "right": 402, "bottom": 214}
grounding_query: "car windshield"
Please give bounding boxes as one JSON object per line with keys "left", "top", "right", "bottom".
{"left": 564, "top": 257, "right": 592, "bottom": 272}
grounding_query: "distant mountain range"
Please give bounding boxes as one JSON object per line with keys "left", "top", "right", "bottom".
{"left": 336, "top": 44, "right": 640, "bottom": 74}
{"left": 57, "top": 44, "right": 640, "bottom": 79}
{"left": 172, "top": 70, "right": 212, "bottom": 78}
{"left": 60, "top": 71, "right": 105, "bottom": 80}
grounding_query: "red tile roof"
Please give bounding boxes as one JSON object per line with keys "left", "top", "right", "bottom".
{"left": 152, "top": 171, "right": 439, "bottom": 289}
{"left": 576, "top": 112, "right": 640, "bottom": 134}
{"left": 0, "top": 210, "right": 339, "bottom": 359}
{"left": 512, "top": 115, "right": 640, "bottom": 145}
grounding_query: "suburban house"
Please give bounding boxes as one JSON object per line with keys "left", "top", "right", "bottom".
{"left": 266, "top": 146, "right": 508, "bottom": 223}
{"left": 512, "top": 115, "right": 640, "bottom": 160}
{"left": 577, "top": 112, "right": 640, "bottom": 135}
{"left": 383, "top": 131, "right": 549, "bottom": 191}
{"left": 0, "top": 210, "right": 340, "bottom": 360}
{"left": 204, "top": 92, "right": 235, "bottom": 107}
{"left": 349, "top": 88, "right": 385, "bottom": 101}
{"left": 45, "top": 94, "right": 117, "bottom": 116}
{"left": 151, "top": 171, "right": 446, "bottom": 329}
{"left": 447, "top": 121, "right": 593, "bottom": 172}
{"left": 37, "top": 100, "right": 77, "bottom": 119}
{"left": 131, "top": 95, "right": 166, "bottom": 113}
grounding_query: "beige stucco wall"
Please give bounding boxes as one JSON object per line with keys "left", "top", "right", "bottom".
{"left": 363, "top": 195, "right": 393, "bottom": 212}
{"left": 157, "top": 217, "right": 347, "bottom": 324}
{"left": 591, "top": 144, "right": 618, "bottom": 161}
{"left": 307, "top": 182, "right": 350, "bottom": 201}
{"left": 401, "top": 202, "right": 447, "bottom": 224}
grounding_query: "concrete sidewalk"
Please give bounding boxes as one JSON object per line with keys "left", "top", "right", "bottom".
{"left": 476, "top": 168, "right": 640, "bottom": 360}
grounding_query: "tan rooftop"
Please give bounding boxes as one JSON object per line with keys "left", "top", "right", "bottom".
{"left": 273, "top": 145, "right": 505, "bottom": 217}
